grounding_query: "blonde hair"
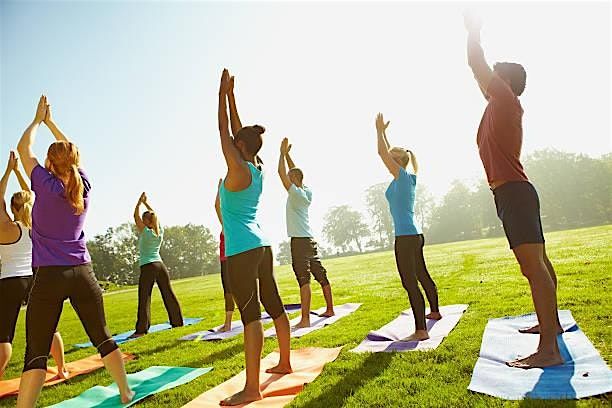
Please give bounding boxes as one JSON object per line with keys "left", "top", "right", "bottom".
{"left": 389, "top": 147, "right": 411, "bottom": 168}
{"left": 46, "top": 141, "right": 85, "bottom": 215}
{"left": 11, "top": 191, "right": 34, "bottom": 229}
{"left": 143, "top": 211, "right": 160, "bottom": 237}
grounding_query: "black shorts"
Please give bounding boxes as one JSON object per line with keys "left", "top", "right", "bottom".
{"left": 0, "top": 276, "right": 32, "bottom": 343}
{"left": 493, "top": 181, "right": 545, "bottom": 249}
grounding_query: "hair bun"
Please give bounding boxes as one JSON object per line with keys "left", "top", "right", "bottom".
{"left": 253, "top": 125, "right": 265, "bottom": 135}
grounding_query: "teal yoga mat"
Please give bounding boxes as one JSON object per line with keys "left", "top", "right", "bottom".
{"left": 48, "top": 365, "right": 212, "bottom": 407}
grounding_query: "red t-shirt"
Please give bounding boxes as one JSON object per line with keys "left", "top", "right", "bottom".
{"left": 219, "top": 232, "right": 227, "bottom": 262}
{"left": 477, "top": 74, "right": 529, "bottom": 185}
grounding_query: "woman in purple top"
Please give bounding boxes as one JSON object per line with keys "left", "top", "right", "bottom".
{"left": 15, "top": 96, "right": 133, "bottom": 407}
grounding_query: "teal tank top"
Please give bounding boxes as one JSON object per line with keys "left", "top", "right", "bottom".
{"left": 220, "top": 162, "right": 270, "bottom": 257}
{"left": 138, "top": 226, "right": 164, "bottom": 266}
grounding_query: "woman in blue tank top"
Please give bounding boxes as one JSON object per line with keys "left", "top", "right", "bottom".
{"left": 375, "top": 113, "right": 441, "bottom": 342}
{"left": 217, "top": 69, "right": 291, "bottom": 406}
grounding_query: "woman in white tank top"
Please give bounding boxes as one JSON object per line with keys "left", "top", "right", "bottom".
{"left": 0, "top": 151, "right": 67, "bottom": 379}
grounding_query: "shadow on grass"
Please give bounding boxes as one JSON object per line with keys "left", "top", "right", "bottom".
{"left": 298, "top": 352, "right": 394, "bottom": 408}
{"left": 182, "top": 342, "right": 244, "bottom": 368}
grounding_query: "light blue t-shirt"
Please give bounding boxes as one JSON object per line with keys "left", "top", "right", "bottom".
{"left": 219, "top": 162, "right": 271, "bottom": 257}
{"left": 138, "top": 226, "right": 164, "bottom": 266}
{"left": 385, "top": 168, "right": 422, "bottom": 236}
{"left": 286, "top": 184, "right": 314, "bottom": 238}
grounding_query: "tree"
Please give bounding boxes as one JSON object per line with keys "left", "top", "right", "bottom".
{"left": 322, "top": 205, "right": 369, "bottom": 253}
{"left": 160, "top": 224, "right": 217, "bottom": 279}
{"left": 427, "top": 180, "right": 479, "bottom": 243}
{"left": 414, "top": 184, "right": 436, "bottom": 233}
{"left": 277, "top": 240, "right": 292, "bottom": 265}
{"left": 365, "top": 183, "right": 394, "bottom": 249}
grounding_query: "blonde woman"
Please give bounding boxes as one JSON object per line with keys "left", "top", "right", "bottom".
{"left": 0, "top": 151, "right": 67, "bottom": 380}
{"left": 131, "top": 192, "right": 183, "bottom": 338}
{"left": 376, "top": 113, "right": 441, "bottom": 342}
{"left": 16, "top": 96, "right": 133, "bottom": 407}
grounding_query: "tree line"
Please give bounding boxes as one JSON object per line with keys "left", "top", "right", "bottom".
{"left": 277, "top": 149, "right": 611, "bottom": 262}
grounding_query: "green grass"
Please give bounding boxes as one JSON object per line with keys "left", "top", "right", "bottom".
{"left": 2, "top": 225, "right": 610, "bottom": 407}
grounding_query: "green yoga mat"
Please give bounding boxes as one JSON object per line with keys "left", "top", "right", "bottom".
{"left": 48, "top": 366, "right": 212, "bottom": 407}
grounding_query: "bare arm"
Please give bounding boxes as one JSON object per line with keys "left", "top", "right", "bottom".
{"left": 0, "top": 154, "right": 14, "bottom": 223}
{"left": 277, "top": 139, "right": 292, "bottom": 191}
{"left": 285, "top": 150, "right": 296, "bottom": 169}
{"left": 133, "top": 193, "right": 146, "bottom": 232}
{"left": 227, "top": 77, "right": 243, "bottom": 137}
{"left": 465, "top": 14, "right": 493, "bottom": 99}
{"left": 376, "top": 113, "right": 401, "bottom": 179}
{"left": 219, "top": 71, "right": 245, "bottom": 170}
{"left": 44, "top": 103, "right": 69, "bottom": 142}
{"left": 17, "top": 96, "right": 47, "bottom": 178}
{"left": 215, "top": 179, "right": 223, "bottom": 226}
{"left": 14, "top": 166, "right": 30, "bottom": 192}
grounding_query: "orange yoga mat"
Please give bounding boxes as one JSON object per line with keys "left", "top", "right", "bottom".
{"left": 0, "top": 352, "right": 135, "bottom": 398}
{"left": 183, "top": 347, "right": 342, "bottom": 408}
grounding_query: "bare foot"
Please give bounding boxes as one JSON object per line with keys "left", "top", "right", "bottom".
{"left": 265, "top": 362, "right": 293, "bottom": 375}
{"left": 518, "top": 324, "right": 564, "bottom": 335}
{"left": 220, "top": 389, "right": 263, "bottom": 406}
{"left": 426, "top": 311, "right": 442, "bottom": 320}
{"left": 57, "top": 367, "right": 70, "bottom": 380}
{"left": 121, "top": 390, "right": 135, "bottom": 404}
{"left": 401, "top": 330, "right": 430, "bottom": 342}
{"left": 217, "top": 324, "right": 232, "bottom": 333}
{"left": 506, "top": 350, "right": 564, "bottom": 369}
{"left": 127, "top": 332, "right": 145, "bottom": 339}
{"left": 319, "top": 309, "right": 335, "bottom": 318}
{"left": 293, "top": 320, "right": 311, "bottom": 329}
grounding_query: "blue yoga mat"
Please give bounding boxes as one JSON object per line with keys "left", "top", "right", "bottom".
{"left": 48, "top": 365, "right": 212, "bottom": 407}
{"left": 468, "top": 310, "right": 612, "bottom": 400}
{"left": 74, "top": 318, "right": 202, "bottom": 348}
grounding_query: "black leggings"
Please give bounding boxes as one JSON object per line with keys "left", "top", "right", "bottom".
{"left": 227, "top": 246, "right": 285, "bottom": 326}
{"left": 394, "top": 235, "right": 439, "bottom": 331}
{"left": 135, "top": 261, "right": 183, "bottom": 334}
{"left": 24, "top": 264, "right": 117, "bottom": 372}
{"left": 0, "top": 276, "right": 32, "bottom": 343}
{"left": 220, "top": 260, "right": 235, "bottom": 312}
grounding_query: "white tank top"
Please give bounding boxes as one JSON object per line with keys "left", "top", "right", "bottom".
{"left": 0, "top": 221, "right": 33, "bottom": 279}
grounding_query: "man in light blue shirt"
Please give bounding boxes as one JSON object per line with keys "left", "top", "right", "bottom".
{"left": 278, "top": 138, "right": 335, "bottom": 328}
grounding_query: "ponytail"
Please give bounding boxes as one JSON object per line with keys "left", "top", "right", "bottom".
{"left": 11, "top": 191, "right": 34, "bottom": 229}
{"left": 66, "top": 164, "right": 85, "bottom": 215}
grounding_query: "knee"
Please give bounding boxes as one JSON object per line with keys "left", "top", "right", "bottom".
{"left": 23, "top": 355, "right": 48, "bottom": 372}
{"left": 315, "top": 274, "right": 330, "bottom": 288}
{"left": 96, "top": 338, "right": 119, "bottom": 358}
{"left": 297, "top": 275, "right": 311, "bottom": 287}
{"left": 235, "top": 292, "right": 261, "bottom": 326}
{"left": 517, "top": 258, "right": 546, "bottom": 279}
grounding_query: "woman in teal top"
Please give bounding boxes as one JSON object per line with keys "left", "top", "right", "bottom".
{"left": 217, "top": 69, "right": 291, "bottom": 407}
{"left": 376, "top": 113, "right": 440, "bottom": 343}
{"left": 131, "top": 192, "right": 183, "bottom": 337}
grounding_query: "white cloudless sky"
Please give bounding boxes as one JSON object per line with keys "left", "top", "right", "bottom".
{"left": 1, "top": 1, "right": 610, "bottom": 250}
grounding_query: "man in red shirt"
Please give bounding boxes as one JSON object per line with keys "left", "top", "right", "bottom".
{"left": 465, "top": 14, "right": 563, "bottom": 368}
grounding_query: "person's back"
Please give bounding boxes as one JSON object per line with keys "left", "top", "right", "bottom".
{"left": 385, "top": 167, "right": 422, "bottom": 236}
{"left": 30, "top": 164, "right": 91, "bottom": 267}
{"left": 0, "top": 221, "right": 32, "bottom": 279}
{"left": 138, "top": 226, "right": 163, "bottom": 266}
{"left": 285, "top": 184, "right": 313, "bottom": 238}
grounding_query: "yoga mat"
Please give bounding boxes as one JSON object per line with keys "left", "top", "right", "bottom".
{"left": 0, "top": 353, "right": 135, "bottom": 399}
{"left": 182, "top": 347, "right": 342, "bottom": 407}
{"left": 49, "top": 365, "right": 212, "bottom": 407}
{"left": 180, "top": 304, "right": 302, "bottom": 342}
{"left": 468, "top": 310, "right": 612, "bottom": 400}
{"left": 351, "top": 304, "right": 468, "bottom": 353}
{"left": 265, "top": 303, "right": 362, "bottom": 339}
{"left": 75, "top": 317, "right": 203, "bottom": 348}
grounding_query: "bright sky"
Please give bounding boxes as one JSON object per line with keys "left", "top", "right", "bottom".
{"left": 1, "top": 1, "right": 610, "bottom": 249}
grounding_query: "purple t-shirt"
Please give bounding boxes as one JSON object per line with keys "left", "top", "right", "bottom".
{"left": 31, "top": 164, "right": 92, "bottom": 267}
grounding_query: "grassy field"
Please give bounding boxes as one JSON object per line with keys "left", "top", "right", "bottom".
{"left": 1, "top": 225, "right": 610, "bottom": 407}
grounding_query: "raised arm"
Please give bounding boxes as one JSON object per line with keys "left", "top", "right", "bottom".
{"left": 285, "top": 149, "right": 297, "bottom": 170}
{"left": 0, "top": 152, "right": 18, "bottom": 223}
{"left": 13, "top": 157, "right": 31, "bottom": 192}
{"left": 43, "top": 102, "right": 70, "bottom": 142}
{"left": 277, "top": 138, "right": 292, "bottom": 190}
{"left": 464, "top": 13, "right": 492, "bottom": 100}
{"left": 376, "top": 113, "right": 401, "bottom": 179}
{"left": 17, "top": 95, "right": 47, "bottom": 178}
{"left": 215, "top": 178, "right": 223, "bottom": 226}
{"left": 218, "top": 70, "right": 245, "bottom": 170}
{"left": 227, "top": 76, "right": 243, "bottom": 137}
{"left": 408, "top": 150, "right": 419, "bottom": 174}
{"left": 133, "top": 192, "right": 146, "bottom": 232}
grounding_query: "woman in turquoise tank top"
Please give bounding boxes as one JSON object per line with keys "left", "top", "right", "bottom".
{"left": 375, "top": 113, "right": 441, "bottom": 343}
{"left": 217, "top": 69, "right": 291, "bottom": 406}
{"left": 130, "top": 192, "right": 183, "bottom": 338}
